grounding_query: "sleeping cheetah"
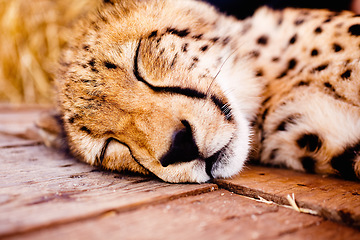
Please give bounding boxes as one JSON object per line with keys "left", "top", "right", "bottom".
{"left": 42, "top": 0, "right": 360, "bottom": 183}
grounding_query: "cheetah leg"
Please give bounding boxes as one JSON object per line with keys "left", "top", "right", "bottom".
{"left": 259, "top": 89, "right": 360, "bottom": 180}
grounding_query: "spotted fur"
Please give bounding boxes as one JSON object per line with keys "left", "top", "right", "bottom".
{"left": 49, "top": 0, "right": 360, "bottom": 183}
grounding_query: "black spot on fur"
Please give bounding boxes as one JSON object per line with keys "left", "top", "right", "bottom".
{"left": 68, "top": 114, "right": 80, "bottom": 124}
{"left": 276, "top": 71, "right": 287, "bottom": 79}
{"left": 83, "top": 45, "right": 90, "bottom": 51}
{"left": 311, "top": 49, "right": 319, "bottom": 56}
{"left": 331, "top": 141, "right": 360, "bottom": 179}
{"left": 210, "top": 37, "right": 219, "bottom": 43}
{"left": 323, "top": 82, "right": 342, "bottom": 99}
{"left": 104, "top": 61, "right": 117, "bottom": 69}
{"left": 103, "top": 0, "right": 114, "bottom": 5}
{"left": 171, "top": 53, "right": 178, "bottom": 68}
{"left": 289, "top": 34, "right": 297, "bottom": 44}
{"left": 256, "top": 69, "right": 263, "bottom": 77}
{"left": 261, "top": 108, "right": 269, "bottom": 121}
{"left": 294, "top": 19, "right": 305, "bottom": 25}
{"left": 88, "top": 59, "right": 96, "bottom": 67}
{"left": 80, "top": 126, "right": 92, "bottom": 134}
{"left": 250, "top": 119, "right": 257, "bottom": 127}
{"left": 300, "top": 156, "right": 316, "bottom": 173}
{"left": 249, "top": 50, "right": 260, "bottom": 58}
{"left": 166, "top": 28, "right": 190, "bottom": 37}
{"left": 91, "top": 21, "right": 99, "bottom": 31}
{"left": 314, "top": 26, "right": 323, "bottom": 34}
{"left": 188, "top": 58, "right": 198, "bottom": 70}
{"left": 349, "top": 24, "right": 360, "bottom": 36}
{"left": 193, "top": 34, "right": 203, "bottom": 40}
{"left": 91, "top": 67, "right": 99, "bottom": 73}
{"left": 269, "top": 149, "right": 278, "bottom": 160}
{"left": 341, "top": 70, "right": 352, "bottom": 79}
{"left": 275, "top": 114, "right": 299, "bottom": 132}
{"left": 99, "top": 14, "right": 108, "bottom": 23}
{"left": 257, "top": 35, "right": 268, "bottom": 45}
{"left": 295, "top": 80, "right": 310, "bottom": 87}
{"left": 312, "top": 64, "right": 328, "bottom": 72}
{"left": 323, "top": 17, "right": 332, "bottom": 23}
{"left": 276, "top": 59, "right": 297, "bottom": 79}
{"left": 296, "top": 133, "right": 322, "bottom": 152}
{"left": 276, "top": 121, "right": 286, "bottom": 131}
{"left": 272, "top": 57, "right": 280, "bottom": 62}
{"left": 288, "top": 58, "right": 297, "bottom": 70}
{"left": 222, "top": 36, "right": 230, "bottom": 45}
{"left": 149, "top": 30, "right": 158, "bottom": 38}
{"left": 261, "top": 96, "right": 271, "bottom": 106}
{"left": 333, "top": 43, "right": 343, "bottom": 52}
{"left": 156, "top": 37, "right": 162, "bottom": 45}
{"left": 323, "top": 82, "right": 345, "bottom": 100}
{"left": 182, "top": 43, "right": 188, "bottom": 53}
{"left": 68, "top": 117, "right": 75, "bottom": 124}
{"left": 81, "top": 79, "right": 96, "bottom": 84}
{"left": 200, "top": 45, "right": 209, "bottom": 52}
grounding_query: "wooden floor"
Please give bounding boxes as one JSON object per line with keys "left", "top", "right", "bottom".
{"left": 1, "top": 105, "right": 360, "bottom": 239}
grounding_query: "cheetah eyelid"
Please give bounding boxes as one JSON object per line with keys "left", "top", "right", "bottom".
{"left": 97, "top": 137, "right": 149, "bottom": 173}
{"left": 134, "top": 39, "right": 206, "bottom": 99}
{"left": 134, "top": 39, "right": 232, "bottom": 121}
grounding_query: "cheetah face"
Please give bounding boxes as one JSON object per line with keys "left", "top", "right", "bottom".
{"left": 57, "top": 0, "right": 260, "bottom": 183}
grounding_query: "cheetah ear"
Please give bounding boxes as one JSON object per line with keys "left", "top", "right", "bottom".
{"left": 35, "top": 110, "right": 69, "bottom": 152}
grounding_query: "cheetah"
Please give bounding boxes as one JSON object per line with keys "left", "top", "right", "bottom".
{"left": 40, "top": 0, "right": 360, "bottom": 183}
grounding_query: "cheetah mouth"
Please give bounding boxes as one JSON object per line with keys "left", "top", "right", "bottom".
{"left": 205, "top": 151, "right": 221, "bottom": 178}
{"left": 204, "top": 138, "right": 233, "bottom": 179}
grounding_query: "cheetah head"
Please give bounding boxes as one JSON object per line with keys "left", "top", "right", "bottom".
{"left": 56, "top": 0, "right": 261, "bottom": 183}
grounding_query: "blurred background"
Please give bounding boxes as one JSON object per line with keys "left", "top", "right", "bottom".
{"left": 0, "top": 0, "right": 357, "bottom": 104}
{"left": 207, "top": 0, "right": 353, "bottom": 19}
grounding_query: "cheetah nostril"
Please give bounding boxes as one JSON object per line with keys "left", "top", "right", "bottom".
{"left": 159, "top": 120, "right": 199, "bottom": 167}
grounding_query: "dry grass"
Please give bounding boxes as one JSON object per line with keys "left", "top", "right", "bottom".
{"left": 0, "top": 0, "right": 101, "bottom": 104}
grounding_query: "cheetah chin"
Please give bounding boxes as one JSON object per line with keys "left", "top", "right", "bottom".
{"left": 38, "top": 0, "right": 360, "bottom": 183}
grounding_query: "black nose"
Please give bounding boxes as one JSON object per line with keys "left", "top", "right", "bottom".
{"left": 160, "top": 120, "right": 199, "bottom": 167}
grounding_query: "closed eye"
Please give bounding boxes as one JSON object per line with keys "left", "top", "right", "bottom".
{"left": 134, "top": 39, "right": 233, "bottom": 121}
{"left": 96, "top": 137, "right": 148, "bottom": 171}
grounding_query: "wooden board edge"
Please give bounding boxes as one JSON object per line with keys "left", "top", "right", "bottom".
{"left": 214, "top": 179, "right": 360, "bottom": 229}
{"left": 0, "top": 183, "right": 218, "bottom": 238}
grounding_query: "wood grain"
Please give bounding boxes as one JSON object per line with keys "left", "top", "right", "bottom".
{"left": 277, "top": 220, "right": 360, "bottom": 240}
{"left": 6, "top": 190, "right": 359, "bottom": 240}
{"left": 0, "top": 144, "right": 217, "bottom": 238}
{"left": 0, "top": 134, "right": 39, "bottom": 148}
{"left": 215, "top": 165, "right": 360, "bottom": 227}
{"left": 0, "top": 105, "right": 48, "bottom": 144}
{"left": 1, "top": 106, "right": 360, "bottom": 239}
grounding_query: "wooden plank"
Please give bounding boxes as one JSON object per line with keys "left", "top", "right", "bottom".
{"left": 0, "top": 145, "right": 217, "bottom": 238}
{"left": 0, "top": 105, "right": 50, "bottom": 145}
{"left": 277, "top": 221, "right": 360, "bottom": 240}
{"left": 214, "top": 165, "right": 360, "bottom": 228}
{"left": 0, "top": 134, "right": 39, "bottom": 148}
{"left": 0, "top": 105, "right": 49, "bottom": 136}
{"left": 5, "top": 190, "right": 360, "bottom": 240}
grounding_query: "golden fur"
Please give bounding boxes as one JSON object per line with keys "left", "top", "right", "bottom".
{"left": 40, "top": 0, "right": 360, "bottom": 182}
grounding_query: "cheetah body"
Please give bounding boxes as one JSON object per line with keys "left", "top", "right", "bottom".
{"left": 56, "top": 0, "right": 360, "bottom": 182}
